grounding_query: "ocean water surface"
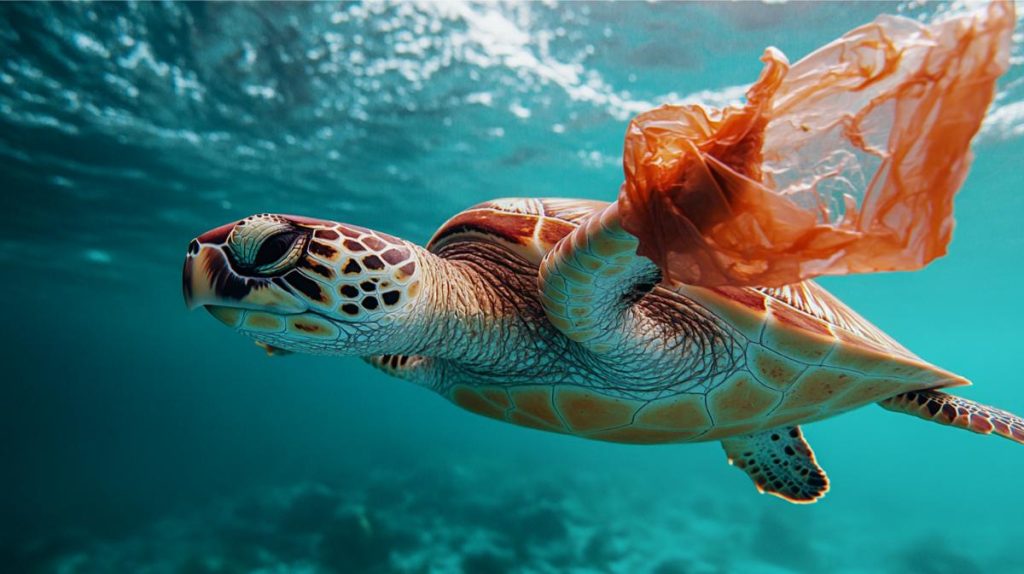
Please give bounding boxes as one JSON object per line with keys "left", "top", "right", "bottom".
{"left": 3, "top": 2, "right": 1024, "bottom": 573}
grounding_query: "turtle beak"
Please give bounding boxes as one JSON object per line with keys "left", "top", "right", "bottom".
{"left": 182, "top": 244, "right": 212, "bottom": 311}
{"left": 182, "top": 222, "right": 307, "bottom": 314}
{"left": 183, "top": 222, "right": 236, "bottom": 311}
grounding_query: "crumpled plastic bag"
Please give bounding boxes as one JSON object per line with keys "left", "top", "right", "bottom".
{"left": 617, "top": 1, "right": 1015, "bottom": 287}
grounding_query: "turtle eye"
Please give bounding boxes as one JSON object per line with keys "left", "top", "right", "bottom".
{"left": 252, "top": 230, "right": 305, "bottom": 275}
{"left": 255, "top": 232, "right": 296, "bottom": 266}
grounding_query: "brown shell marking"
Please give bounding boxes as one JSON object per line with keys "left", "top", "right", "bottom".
{"left": 554, "top": 387, "right": 641, "bottom": 432}
{"left": 828, "top": 378, "right": 910, "bottom": 411}
{"left": 706, "top": 373, "right": 780, "bottom": 423}
{"left": 446, "top": 331, "right": 962, "bottom": 445}
{"left": 508, "top": 387, "right": 567, "bottom": 432}
{"left": 775, "top": 368, "right": 855, "bottom": 411}
{"left": 452, "top": 384, "right": 672, "bottom": 438}
{"left": 427, "top": 198, "right": 608, "bottom": 263}
{"left": 634, "top": 393, "right": 712, "bottom": 431}
{"left": 449, "top": 385, "right": 566, "bottom": 433}
{"left": 451, "top": 384, "right": 724, "bottom": 444}
{"left": 689, "top": 281, "right": 970, "bottom": 429}
{"left": 747, "top": 346, "right": 807, "bottom": 391}
{"left": 451, "top": 385, "right": 508, "bottom": 421}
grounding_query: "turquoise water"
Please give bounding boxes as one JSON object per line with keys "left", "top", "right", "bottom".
{"left": 3, "top": 2, "right": 1023, "bottom": 572}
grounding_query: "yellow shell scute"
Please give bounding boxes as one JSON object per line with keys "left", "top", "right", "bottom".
{"left": 634, "top": 393, "right": 712, "bottom": 432}
{"left": 824, "top": 342, "right": 957, "bottom": 389}
{"left": 829, "top": 378, "right": 909, "bottom": 411}
{"left": 762, "top": 318, "right": 836, "bottom": 363}
{"left": 824, "top": 343, "right": 890, "bottom": 374}
{"left": 553, "top": 388, "right": 640, "bottom": 432}
{"left": 508, "top": 386, "right": 566, "bottom": 431}
{"left": 706, "top": 374, "right": 780, "bottom": 425}
{"left": 509, "top": 412, "right": 565, "bottom": 432}
{"left": 747, "top": 345, "right": 807, "bottom": 390}
{"left": 777, "top": 368, "right": 857, "bottom": 411}
{"left": 480, "top": 388, "right": 512, "bottom": 410}
{"left": 871, "top": 359, "right": 936, "bottom": 380}
{"left": 451, "top": 385, "right": 507, "bottom": 421}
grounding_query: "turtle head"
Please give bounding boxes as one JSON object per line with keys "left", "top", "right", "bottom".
{"left": 183, "top": 214, "right": 425, "bottom": 355}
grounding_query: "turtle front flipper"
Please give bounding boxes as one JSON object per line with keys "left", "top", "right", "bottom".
{"left": 721, "top": 426, "right": 829, "bottom": 504}
{"left": 538, "top": 203, "right": 661, "bottom": 354}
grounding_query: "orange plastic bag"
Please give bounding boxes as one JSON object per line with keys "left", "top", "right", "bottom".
{"left": 618, "top": 2, "right": 1015, "bottom": 287}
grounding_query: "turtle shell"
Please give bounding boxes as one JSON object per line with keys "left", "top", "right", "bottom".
{"left": 432, "top": 197, "right": 968, "bottom": 441}
{"left": 427, "top": 197, "right": 608, "bottom": 264}
{"left": 431, "top": 197, "right": 955, "bottom": 370}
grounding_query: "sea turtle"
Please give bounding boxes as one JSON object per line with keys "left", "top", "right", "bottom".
{"left": 183, "top": 198, "right": 1024, "bottom": 503}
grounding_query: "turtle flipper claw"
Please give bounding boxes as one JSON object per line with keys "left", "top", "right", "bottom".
{"left": 722, "top": 426, "right": 829, "bottom": 504}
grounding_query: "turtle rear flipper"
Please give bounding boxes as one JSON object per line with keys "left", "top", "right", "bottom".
{"left": 721, "top": 426, "right": 829, "bottom": 504}
{"left": 880, "top": 390, "right": 1024, "bottom": 445}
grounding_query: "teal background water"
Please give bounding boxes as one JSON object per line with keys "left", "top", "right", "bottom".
{"left": 3, "top": 2, "right": 1023, "bottom": 573}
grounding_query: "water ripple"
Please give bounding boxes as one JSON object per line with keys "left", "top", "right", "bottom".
{"left": 0, "top": 1, "right": 1020, "bottom": 279}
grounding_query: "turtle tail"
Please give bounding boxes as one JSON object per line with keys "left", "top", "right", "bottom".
{"left": 879, "top": 390, "right": 1024, "bottom": 445}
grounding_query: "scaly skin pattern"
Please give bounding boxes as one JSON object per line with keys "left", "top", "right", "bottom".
{"left": 184, "top": 200, "right": 970, "bottom": 445}
{"left": 880, "top": 390, "right": 1024, "bottom": 444}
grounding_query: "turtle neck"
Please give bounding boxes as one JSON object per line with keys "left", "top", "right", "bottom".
{"left": 396, "top": 242, "right": 573, "bottom": 380}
